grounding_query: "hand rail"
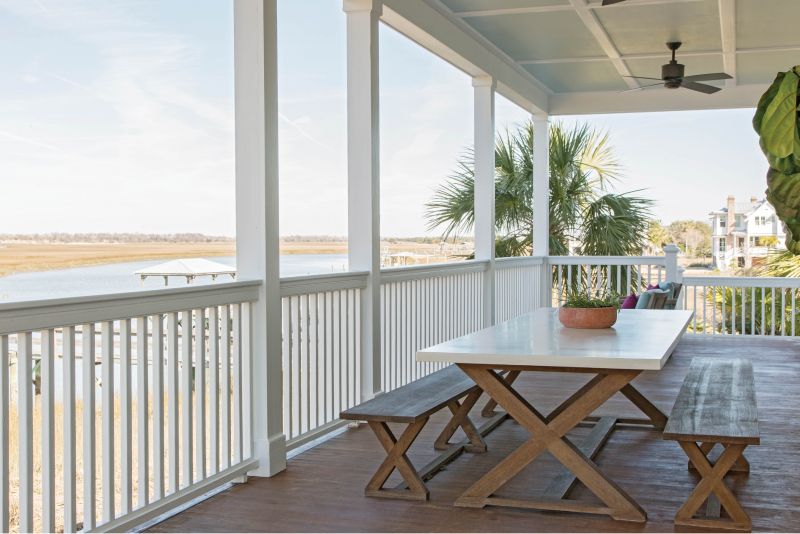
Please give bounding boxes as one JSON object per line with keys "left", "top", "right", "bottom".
{"left": 0, "top": 280, "right": 262, "bottom": 335}
{"left": 279, "top": 271, "right": 368, "bottom": 297}
{"left": 548, "top": 255, "right": 666, "bottom": 266}
{"left": 380, "top": 260, "right": 489, "bottom": 283}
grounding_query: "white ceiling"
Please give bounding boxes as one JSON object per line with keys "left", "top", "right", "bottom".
{"left": 431, "top": 0, "right": 800, "bottom": 95}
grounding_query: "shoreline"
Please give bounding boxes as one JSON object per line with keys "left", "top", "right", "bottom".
{"left": 0, "top": 240, "right": 461, "bottom": 277}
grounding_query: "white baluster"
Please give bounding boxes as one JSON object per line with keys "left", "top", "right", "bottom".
{"left": 42, "top": 329, "right": 56, "bottom": 532}
{"left": 82, "top": 324, "right": 96, "bottom": 530}
{"left": 166, "top": 313, "right": 179, "bottom": 492}
{"left": 137, "top": 316, "right": 149, "bottom": 507}
{"left": 152, "top": 314, "right": 165, "bottom": 500}
{"left": 18, "top": 332, "right": 33, "bottom": 533}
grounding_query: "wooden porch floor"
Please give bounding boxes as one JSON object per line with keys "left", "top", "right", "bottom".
{"left": 149, "top": 337, "right": 800, "bottom": 532}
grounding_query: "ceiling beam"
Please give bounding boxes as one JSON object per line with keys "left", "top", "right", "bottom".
{"left": 567, "top": 0, "right": 639, "bottom": 89}
{"left": 519, "top": 49, "right": 720, "bottom": 65}
{"left": 718, "top": 0, "right": 737, "bottom": 87}
{"left": 454, "top": 0, "right": 704, "bottom": 18}
{"left": 518, "top": 45, "right": 800, "bottom": 66}
{"left": 380, "top": 0, "right": 550, "bottom": 113}
{"left": 548, "top": 83, "right": 768, "bottom": 115}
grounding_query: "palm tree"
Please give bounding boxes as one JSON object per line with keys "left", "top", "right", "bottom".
{"left": 425, "top": 121, "right": 653, "bottom": 258}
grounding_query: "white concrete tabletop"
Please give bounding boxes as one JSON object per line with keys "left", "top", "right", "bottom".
{"left": 417, "top": 308, "right": 694, "bottom": 371}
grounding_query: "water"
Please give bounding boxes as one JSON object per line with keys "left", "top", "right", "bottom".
{"left": 0, "top": 254, "right": 348, "bottom": 303}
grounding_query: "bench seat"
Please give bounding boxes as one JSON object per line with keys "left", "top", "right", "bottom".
{"left": 340, "top": 365, "right": 478, "bottom": 424}
{"left": 341, "top": 365, "right": 502, "bottom": 501}
{"left": 663, "top": 357, "right": 759, "bottom": 531}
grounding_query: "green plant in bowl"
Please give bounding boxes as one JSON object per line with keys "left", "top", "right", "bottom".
{"left": 559, "top": 290, "right": 620, "bottom": 329}
{"left": 562, "top": 291, "right": 621, "bottom": 309}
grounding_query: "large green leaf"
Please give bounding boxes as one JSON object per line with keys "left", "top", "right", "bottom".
{"left": 760, "top": 69, "right": 800, "bottom": 158}
{"left": 753, "top": 72, "right": 785, "bottom": 134}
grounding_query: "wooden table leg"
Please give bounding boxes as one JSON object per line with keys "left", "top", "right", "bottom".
{"left": 481, "top": 370, "right": 520, "bottom": 417}
{"left": 675, "top": 441, "right": 751, "bottom": 531}
{"left": 435, "top": 388, "right": 488, "bottom": 453}
{"left": 455, "top": 366, "right": 647, "bottom": 523}
{"left": 620, "top": 383, "right": 668, "bottom": 429}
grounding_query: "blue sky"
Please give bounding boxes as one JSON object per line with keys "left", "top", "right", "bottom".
{"left": 0, "top": 0, "right": 770, "bottom": 237}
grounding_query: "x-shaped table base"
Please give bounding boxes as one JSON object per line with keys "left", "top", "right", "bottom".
{"left": 455, "top": 365, "right": 666, "bottom": 522}
{"left": 675, "top": 441, "right": 752, "bottom": 531}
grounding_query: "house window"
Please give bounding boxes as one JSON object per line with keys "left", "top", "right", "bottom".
{"left": 718, "top": 238, "right": 726, "bottom": 252}
{"left": 719, "top": 219, "right": 726, "bottom": 228}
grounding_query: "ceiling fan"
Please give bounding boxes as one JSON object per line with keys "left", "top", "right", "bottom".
{"left": 624, "top": 42, "right": 732, "bottom": 94}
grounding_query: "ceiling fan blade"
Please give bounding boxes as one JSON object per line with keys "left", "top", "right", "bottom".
{"left": 682, "top": 80, "right": 722, "bottom": 94}
{"left": 621, "top": 82, "right": 663, "bottom": 93}
{"left": 683, "top": 72, "right": 733, "bottom": 82}
{"left": 624, "top": 75, "right": 664, "bottom": 81}
{"left": 602, "top": 0, "right": 627, "bottom": 5}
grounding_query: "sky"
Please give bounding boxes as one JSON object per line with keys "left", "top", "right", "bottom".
{"left": 0, "top": 0, "right": 771, "bottom": 238}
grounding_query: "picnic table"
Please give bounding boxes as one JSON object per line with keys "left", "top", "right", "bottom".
{"left": 417, "top": 307, "right": 693, "bottom": 522}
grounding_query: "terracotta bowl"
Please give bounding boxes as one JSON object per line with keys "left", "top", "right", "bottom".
{"left": 558, "top": 306, "right": 618, "bottom": 329}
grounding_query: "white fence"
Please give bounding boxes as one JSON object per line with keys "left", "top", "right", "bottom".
{"left": 280, "top": 273, "right": 367, "bottom": 450}
{"left": 0, "top": 281, "right": 259, "bottom": 533}
{"left": 681, "top": 276, "right": 800, "bottom": 336}
{"left": 549, "top": 255, "right": 669, "bottom": 306}
{"left": 495, "top": 257, "right": 545, "bottom": 323}
{"left": 6, "top": 250, "right": 799, "bottom": 533}
{"left": 381, "top": 262, "right": 487, "bottom": 392}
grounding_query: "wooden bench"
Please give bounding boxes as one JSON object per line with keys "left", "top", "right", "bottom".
{"left": 663, "top": 358, "right": 760, "bottom": 531}
{"left": 340, "top": 365, "right": 505, "bottom": 501}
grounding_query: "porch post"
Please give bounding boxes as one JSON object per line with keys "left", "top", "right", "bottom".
{"left": 344, "top": 0, "right": 382, "bottom": 400}
{"left": 532, "top": 114, "right": 550, "bottom": 306}
{"left": 473, "top": 76, "right": 496, "bottom": 327}
{"left": 233, "top": 0, "right": 286, "bottom": 476}
{"left": 664, "top": 244, "right": 680, "bottom": 283}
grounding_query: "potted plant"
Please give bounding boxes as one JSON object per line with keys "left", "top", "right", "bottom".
{"left": 558, "top": 291, "right": 620, "bottom": 329}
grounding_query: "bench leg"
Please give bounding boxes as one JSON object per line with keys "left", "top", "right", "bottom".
{"left": 434, "top": 389, "right": 487, "bottom": 453}
{"left": 481, "top": 370, "right": 520, "bottom": 417}
{"left": 689, "top": 442, "right": 750, "bottom": 474}
{"left": 675, "top": 441, "right": 752, "bottom": 531}
{"left": 365, "top": 419, "right": 430, "bottom": 501}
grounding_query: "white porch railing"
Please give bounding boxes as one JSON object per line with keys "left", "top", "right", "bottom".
{"left": 495, "top": 257, "right": 545, "bottom": 323}
{"left": 0, "top": 281, "right": 260, "bottom": 533}
{"left": 381, "top": 261, "right": 487, "bottom": 391}
{"left": 549, "top": 255, "right": 669, "bottom": 306}
{"left": 5, "top": 249, "right": 799, "bottom": 533}
{"left": 681, "top": 276, "right": 800, "bottom": 336}
{"left": 280, "top": 272, "right": 367, "bottom": 451}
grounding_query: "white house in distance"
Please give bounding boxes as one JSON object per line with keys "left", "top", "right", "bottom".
{"left": 710, "top": 195, "right": 786, "bottom": 270}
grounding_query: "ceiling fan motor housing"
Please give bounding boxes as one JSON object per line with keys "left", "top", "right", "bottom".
{"left": 662, "top": 61, "right": 685, "bottom": 88}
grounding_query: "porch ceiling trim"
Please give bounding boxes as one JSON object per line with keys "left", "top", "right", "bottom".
{"left": 381, "top": 0, "right": 549, "bottom": 114}
{"left": 548, "top": 82, "right": 768, "bottom": 115}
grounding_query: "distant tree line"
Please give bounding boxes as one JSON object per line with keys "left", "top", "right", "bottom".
{"left": 0, "top": 233, "right": 234, "bottom": 243}
{"left": 648, "top": 220, "right": 712, "bottom": 257}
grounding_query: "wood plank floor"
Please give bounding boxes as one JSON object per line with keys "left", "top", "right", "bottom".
{"left": 149, "top": 337, "right": 800, "bottom": 532}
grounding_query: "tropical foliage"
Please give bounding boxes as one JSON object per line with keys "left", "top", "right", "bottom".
{"left": 753, "top": 66, "right": 800, "bottom": 253}
{"left": 648, "top": 219, "right": 712, "bottom": 257}
{"left": 704, "top": 285, "right": 798, "bottom": 336}
{"left": 424, "top": 121, "right": 654, "bottom": 258}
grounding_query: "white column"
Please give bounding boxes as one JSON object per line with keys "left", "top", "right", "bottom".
{"left": 664, "top": 244, "right": 680, "bottom": 283}
{"left": 532, "top": 114, "right": 550, "bottom": 306}
{"left": 345, "top": 0, "right": 382, "bottom": 400}
{"left": 532, "top": 114, "right": 550, "bottom": 256}
{"left": 473, "top": 76, "right": 496, "bottom": 326}
{"left": 234, "top": 0, "right": 285, "bottom": 477}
